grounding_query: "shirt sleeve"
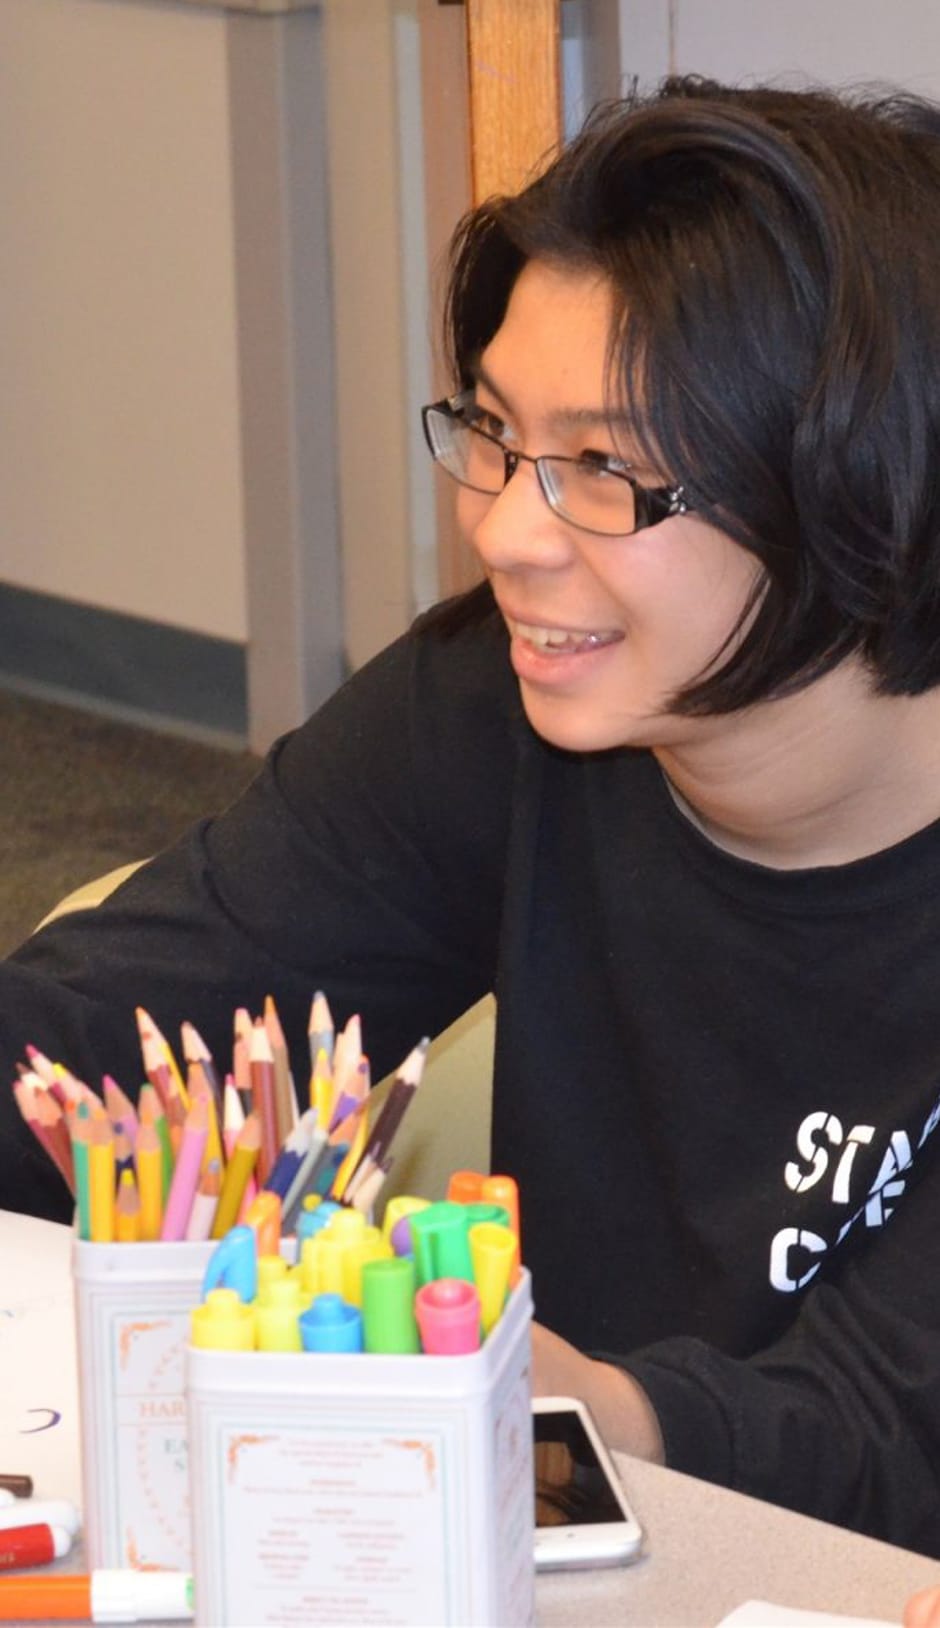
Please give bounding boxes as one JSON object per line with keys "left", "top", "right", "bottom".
{"left": 615, "top": 1144, "right": 940, "bottom": 1554}
{"left": 0, "top": 604, "right": 515, "bottom": 1222}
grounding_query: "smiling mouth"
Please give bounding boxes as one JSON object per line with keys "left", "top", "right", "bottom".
{"left": 509, "top": 619, "right": 624, "bottom": 655}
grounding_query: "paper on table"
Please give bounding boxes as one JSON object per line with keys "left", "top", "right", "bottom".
{"left": 0, "top": 1209, "right": 80, "bottom": 1504}
{"left": 718, "top": 1601, "right": 899, "bottom": 1628}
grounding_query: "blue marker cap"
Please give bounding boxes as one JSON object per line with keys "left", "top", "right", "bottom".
{"left": 300, "top": 1293, "right": 364, "bottom": 1353}
{"left": 296, "top": 1200, "right": 341, "bottom": 1245}
{"left": 202, "top": 1224, "right": 258, "bottom": 1304}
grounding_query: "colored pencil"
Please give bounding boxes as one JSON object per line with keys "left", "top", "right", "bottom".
{"left": 138, "top": 1084, "right": 173, "bottom": 1197}
{"left": 102, "top": 1076, "right": 139, "bottom": 1146}
{"left": 211, "top": 1114, "right": 262, "bottom": 1240}
{"left": 70, "top": 1103, "right": 92, "bottom": 1240}
{"left": 12, "top": 1078, "right": 74, "bottom": 1193}
{"left": 307, "top": 990, "right": 334, "bottom": 1070}
{"left": 181, "top": 1022, "right": 223, "bottom": 1105}
{"left": 264, "top": 994, "right": 298, "bottom": 1145}
{"left": 135, "top": 1007, "right": 188, "bottom": 1105}
{"left": 232, "top": 1008, "right": 253, "bottom": 1095}
{"left": 115, "top": 1169, "right": 141, "bottom": 1243}
{"left": 159, "top": 1097, "right": 209, "bottom": 1241}
{"left": 135, "top": 1122, "right": 164, "bottom": 1241}
{"left": 249, "top": 1020, "right": 279, "bottom": 1183}
{"left": 88, "top": 1117, "right": 116, "bottom": 1243}
{"left": 310, "top": 1046, "right": 334, "bottom": 1128}
{"left": 185, "top": 1160, "right": 221, "bottom": 1242}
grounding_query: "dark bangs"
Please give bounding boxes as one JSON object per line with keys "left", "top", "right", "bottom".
{"left": 443, "top": 77, "right": 940, "bottom": 714}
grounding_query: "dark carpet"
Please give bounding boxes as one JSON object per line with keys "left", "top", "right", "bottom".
{"left": 0, "top": 690, "right": 260, "bottom": 956}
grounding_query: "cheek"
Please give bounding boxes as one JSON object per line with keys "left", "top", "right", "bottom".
{"left": 456, "top": 487, "right": 493, "bottom": 542}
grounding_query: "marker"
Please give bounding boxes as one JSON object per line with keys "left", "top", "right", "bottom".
{"left": 361, "top": 1257, "right": 420, "bottom": 1354}
{"left": 255, "top": 1279, "right": 305, "bottom": 1352}
{"left": 0, "top": 1500, "right": 81, "bottom": 1536}
{"left": 381, "top": 1195, "right": 429, "bottom": 1248}
{"left": 409, "top": 1202, "right": 474, "bottom": 1287}
{"left": 296, "top": 1198, "right": 340, "bottom": 1245}
{"left": 341, "top": 1232, "right": 393, "bottom": 1308}
{"left": 469, "top": 1221, "right": 516, "bottom": 1335}
{"left": 481, "top": 1174, "right": 521, "bottom": 1284}
{"left": 0, "top": 1568, "right": 194, "bottom": 1621}
{"left": 244, "top": 1189, "right": 281, "bottom": 1257}
{"left": 415, "top": 1278, "right": 481, "bottom": 1356}
{"left": 300, "top": 1294, "right": 363, "bottom": 1353}
{"left": 446, "top": 1170, "right": 486, "bottom": 1205}
{"left": 190, "top": 1288, "right": 256, "bottom": 1352}
{"left": 0, "top": 1523, "right": 71, "bottom": 1570}
{"left": 202, "top": 1224, "right": 258, "bottom": 1304}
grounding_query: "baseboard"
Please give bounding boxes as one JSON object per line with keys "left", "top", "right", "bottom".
{"left": 0, "top": 583, "right": 248, "bottom": 746}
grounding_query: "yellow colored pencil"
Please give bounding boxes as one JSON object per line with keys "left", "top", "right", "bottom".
{"left": 115, "top": 1169, "right": 141, "bottom": 1243}
{"left": 211, "top": 1114, "right": 262, "bottom": 1240}
{"left": 88, "top": 1117, "right": 116, "bottom": 1243}
{"left": 136, "top": 1122, "right": 165, "bottom": 1241}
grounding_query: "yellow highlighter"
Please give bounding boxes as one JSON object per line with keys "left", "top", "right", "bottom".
{"left": 255, "top": 1278, "right": 305, "bottom": 1352}
{"left": 469, "top": 1221, "right": 516, "bottom": 1337}
{"left": 191, "top": 1287, "right": 256, "bottom": 1351}
{"left": 342, "top": 1231, "right": 393, "bottom": 1308}
{"left": 381, "top": 1195, "right": 430, "bottom": 1245}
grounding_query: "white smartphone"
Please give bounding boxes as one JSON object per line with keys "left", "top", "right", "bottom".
{"left": 532, "top": 1396, "right": 644, "bottom": 1571}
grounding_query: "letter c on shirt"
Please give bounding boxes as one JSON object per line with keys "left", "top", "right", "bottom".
{"left": 769, "top": 1226, "right": 827, "bottom": 1293}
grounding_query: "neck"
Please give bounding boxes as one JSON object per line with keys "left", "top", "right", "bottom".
{"left": 654, "top": 662, "right": 940, "bottom": 869}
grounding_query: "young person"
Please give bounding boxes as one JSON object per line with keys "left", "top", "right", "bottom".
{"left": 6, "top": 76, "right": 940, "bottom": 1556}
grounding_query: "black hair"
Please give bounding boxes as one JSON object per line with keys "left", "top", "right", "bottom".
{"left": 439, "top": 76, "right": 940, "bottom": 714}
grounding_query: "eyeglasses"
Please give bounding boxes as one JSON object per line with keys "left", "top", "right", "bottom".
{"left": 420, "top": 393, "right": 690, "bottom": 538}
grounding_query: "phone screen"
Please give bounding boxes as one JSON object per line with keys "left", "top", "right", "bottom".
{"left": 533, "top": 1407, "right": 627, "bottom": 1528}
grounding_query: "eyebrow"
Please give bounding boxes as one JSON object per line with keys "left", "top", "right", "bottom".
{"left": 472, "top": 361, "right": 639, "bottom": 436}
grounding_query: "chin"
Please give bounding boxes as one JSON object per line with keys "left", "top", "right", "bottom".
{"left": 518, "top": 685, "right": 657, "bottom": 754}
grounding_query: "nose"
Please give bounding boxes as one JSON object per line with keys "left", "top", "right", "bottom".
{"left": 460, "top": 460, "right": 574, "bottom": 575}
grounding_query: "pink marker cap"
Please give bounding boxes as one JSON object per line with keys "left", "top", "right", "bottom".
{"left": 414, "top": 1277, "right": 481, "bottom": 1355}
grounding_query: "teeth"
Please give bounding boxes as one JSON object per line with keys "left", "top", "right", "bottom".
{"left": 512, "top": 621, "right": 618, "bottom": 652}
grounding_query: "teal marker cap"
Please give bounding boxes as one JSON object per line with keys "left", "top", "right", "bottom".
{"left": 409, "top": 1201, "right": 474, "bottom": 1288}
{"left": 297, "top": 1199, "right": 341, "bottom": 1245}
{"left": 361, "top": 1257, "right": 420, "bottom": 1353}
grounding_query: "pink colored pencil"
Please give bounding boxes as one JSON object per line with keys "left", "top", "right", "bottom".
{"left": 159, "top": 1097, "right": 209, "bottom": 1240}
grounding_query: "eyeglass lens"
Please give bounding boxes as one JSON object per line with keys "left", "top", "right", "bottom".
{"left": 425, "top": 409, "right": 638, "bottom": 536}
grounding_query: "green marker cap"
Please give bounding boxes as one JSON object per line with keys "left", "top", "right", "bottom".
{"left": 409, "top": 1201, "right": 474, "bottom": 1288}
{"left": 463, "top": 1201, "right": 510, "bottom": 1230}
{"left": 361, "top": 1257, "right": 420, "bottom": 1353}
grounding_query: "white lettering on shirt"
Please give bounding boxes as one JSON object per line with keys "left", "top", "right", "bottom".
{"left": 770, "top": 1114, "right": 922, "bottom": 1294}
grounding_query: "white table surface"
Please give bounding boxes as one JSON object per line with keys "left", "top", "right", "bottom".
{"left": 13, "top": 1453, "right": 939, "bottom": 1628}
{"left": 536, "top": 1453, "right": 940, "bottom": 1627}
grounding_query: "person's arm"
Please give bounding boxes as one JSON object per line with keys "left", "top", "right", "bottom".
{"left": 1, "top": 603, "right": 514, "bottom": 1220}
{"left": 906, "top": 1586, "right": 940, "bottom": 1628}
{"left": 531, "top": 1147, "right": 940, "bottom": 1554}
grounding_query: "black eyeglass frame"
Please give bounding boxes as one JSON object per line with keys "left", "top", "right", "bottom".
{"left": 420, "top": 393, "right": 691, "bottom": 537}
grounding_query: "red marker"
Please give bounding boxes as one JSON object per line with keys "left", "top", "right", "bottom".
{"left": 0, "top": 1521, "right": 71, "bottom": 1570}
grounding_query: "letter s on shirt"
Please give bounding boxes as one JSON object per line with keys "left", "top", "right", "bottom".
{"left": 784, "top": 1111, "right": 844, "bottom": 1194}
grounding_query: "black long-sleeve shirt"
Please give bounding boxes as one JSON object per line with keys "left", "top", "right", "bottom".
{"left": 6, "top": 593, "right": 940, "bottom": 1554}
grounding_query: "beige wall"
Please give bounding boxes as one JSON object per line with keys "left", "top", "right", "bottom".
{"left": 618, "top": 0, "right": 940, "bottom": 90}
{"left": 0, "top": 0, "right": 247, "bottom": 642}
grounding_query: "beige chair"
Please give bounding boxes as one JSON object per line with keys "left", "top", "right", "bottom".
{"left": 37, "top": 862, "right": 495, "bottom": 1200}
